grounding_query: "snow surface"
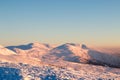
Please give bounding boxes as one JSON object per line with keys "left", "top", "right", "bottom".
{"left": 0, "top": 62, "right": 120, "bottom": 80}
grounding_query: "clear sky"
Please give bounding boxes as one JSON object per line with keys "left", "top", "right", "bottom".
{"left": 0, "top": 0, "right": 120, "bottom": 47}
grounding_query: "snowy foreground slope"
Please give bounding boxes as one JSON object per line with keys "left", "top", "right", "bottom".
{"left": 0, "top": 42, "right": 120, "bottom": 80}
{"left": 0, "top": 62, "right": 120, "bottom": 80}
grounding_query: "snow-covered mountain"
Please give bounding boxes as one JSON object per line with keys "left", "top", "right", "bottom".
{"left": 6, "top": 43, "right": 33, "bottom": 51}
{"left": 43, "top": 43, "right": 120, "bottom": 67}
{"left": 6, "top": 42, "right": 55, "bottom": 51}
{"left": 88, "top": 49, "right": 120, "bottom": 67}
{"left": 2, "top": 43, "right": 120, "bottom": 68}
{"left": 4, "top": 42, "right": 120, "bottom": 67}
{"left": 25, "top": 42, "right": 54, "bottom": 58}
{"left": 45, "top": 43, "right": 90, "bottom": 63}
{"left": 6, "top": 42, "right": 55, "bottom": 57}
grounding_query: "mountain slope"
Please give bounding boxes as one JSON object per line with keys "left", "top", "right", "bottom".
{"left": 0, "top": 45, "right": 16, "bottom": 55}
{"left": 45, "top": 43, "right": 90, "bottom": 63}
{"left": 43, "top": 43, "right": 120, "bottom": 67}
{"left": 6, "top": 42, "right": 55, "bottom": 58}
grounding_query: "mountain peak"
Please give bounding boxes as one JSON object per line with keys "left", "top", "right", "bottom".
{"left": 65, "top": 43, "right": 80, "bottom": 46}
{"left": 6, "top": 43, "right": 33, "bottom": 51}
{"left": 56, "top": 43, "right": 88, "bottom": 50}
{"left": 32, "top": 42, "right": 54, "bottom": 49}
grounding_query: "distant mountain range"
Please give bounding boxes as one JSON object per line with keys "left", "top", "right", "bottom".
{"left": 0, "top": 42, "right": 119, "bottom": 68}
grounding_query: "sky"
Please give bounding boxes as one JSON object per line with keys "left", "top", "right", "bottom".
{"left": 0, "top": 0, "right": 120, "bottom": 47}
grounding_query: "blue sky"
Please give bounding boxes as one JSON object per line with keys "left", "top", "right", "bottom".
{"left": 0, "top": 0, "right": 120, "bottom": 47}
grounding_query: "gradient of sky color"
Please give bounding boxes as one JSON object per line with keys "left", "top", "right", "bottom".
{"left": 0, "top": 0, "right": 120, "bottom": 47}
